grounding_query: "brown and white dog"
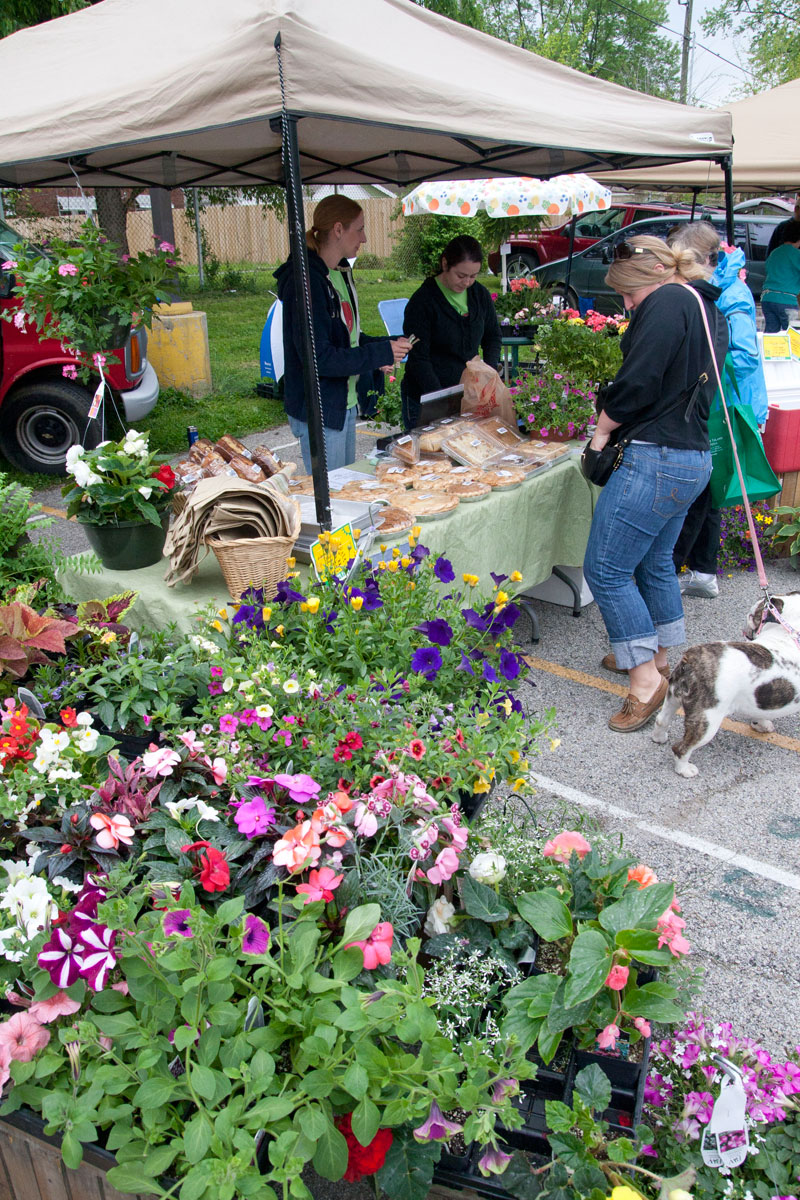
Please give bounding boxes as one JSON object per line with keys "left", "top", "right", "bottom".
{"left": 652, "top": 592, "right": 800, "bottom": 777}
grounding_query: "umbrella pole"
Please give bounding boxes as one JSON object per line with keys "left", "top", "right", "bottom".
{"left": 275, "top": 35, "right": 331, "bottom": 531}
{"left": 563, "top": 214, "right": 577, "bottom": 305}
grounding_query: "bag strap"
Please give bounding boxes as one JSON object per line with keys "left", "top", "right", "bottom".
{"left": 679, "top": 282, "right": 768, "bottom": 591}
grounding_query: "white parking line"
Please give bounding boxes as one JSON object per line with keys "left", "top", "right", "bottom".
{"left": 530, "top": 771, "right": 800, "bottom": 893}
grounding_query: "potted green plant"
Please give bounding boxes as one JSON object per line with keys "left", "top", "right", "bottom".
{"left": 535, "top": 310, "right": 625, "bottom": 391}
{"left": 61, "top": 429, "right": 178, "bottom": 569}
{"left": 1, "top": 219, "right": 181, "bottom": 370}
{"left": 493, "top": 277, "right": 554, "bottom": 336}
{"left": 510, "top": 370, "right": 596, "bottom": 441}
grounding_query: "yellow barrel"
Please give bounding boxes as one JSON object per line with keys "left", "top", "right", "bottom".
{"left": 148, "top": 302, "right": 212, "bottom": 397}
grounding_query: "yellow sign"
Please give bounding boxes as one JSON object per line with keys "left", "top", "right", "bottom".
{"left": 310, "top": 523, "right": 358, "bottom": 582}
{"left": 789, "top": 328, "right": 800, "bottom": 359}
{"left": 762, "top": 333, "right": 792, "bottom": 360}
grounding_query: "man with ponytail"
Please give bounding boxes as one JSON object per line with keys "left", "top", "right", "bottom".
{"left": 275, "top": 196, "right": 410, "bottom": 470}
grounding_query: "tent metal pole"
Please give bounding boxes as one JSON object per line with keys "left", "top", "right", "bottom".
{"left": 722, "top": 155, "right": 734, "bottom": 245}
{"left": 275, "top": 34, "right": 331, "bottom": 531}
{"left": 563, "top": 214, "right": 577, "bottom": 301}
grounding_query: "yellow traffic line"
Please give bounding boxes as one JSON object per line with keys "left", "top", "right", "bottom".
{"left": 40, "top": 505, "right": 72, "bottom": 519}
{"left": 522, "top": 654, "right": 800, "bottom": 754}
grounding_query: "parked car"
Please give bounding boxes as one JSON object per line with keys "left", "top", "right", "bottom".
{"left": 532, "top": 212, "right": 785, "bottom": 314}
{"left": 734, "top": 196, "right": 795, "bottom": 217}
{"left": 0, "top": 217, "right": 159, "bottom": 475}
{"left": 486, "top": 202, "right": 718, "bottom": 277}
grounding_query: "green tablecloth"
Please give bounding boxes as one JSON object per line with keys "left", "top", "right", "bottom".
{"left": 58, "top": 454, "right": 595, "bottom": 635}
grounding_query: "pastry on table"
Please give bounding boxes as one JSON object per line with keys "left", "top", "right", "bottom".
{"left": 480, "top": 466, "right": 527, "bottom": 490}
{"left": 373, "top": 505, "right": 414, "bottom": 537}
{"left": 375, "top": 459, "right": 417, "bottom": 486}
{"left": 409, "top": 472, "right": 452, "bottom": 493}
{"left": 287, "top": 474, "right": 314, "bottom": 494}
{"left": 444, "top": 477, "right": 492, "bottom": 501}
{"left": 400, "top": 491, "right": 460, "bottom": 519}
{"left": 527, "top": 440, "right": 574, "bottom": 461}
{"left": 442, "top": 423, "right": 505, "bottom": 467}
{"left": 475, "top": 415, "right": 523, "bottom": 447}
{"left": 335, "top": 480, "right": 407, "bottom": 504}
{"left": 417, "top": 420, "right": 469, "bottom": 453}
{"left": 413, "top": 458, "right": 454, "bottom": 477}
{"left": 390, "top": 433, "right": 420, "bottom": 465}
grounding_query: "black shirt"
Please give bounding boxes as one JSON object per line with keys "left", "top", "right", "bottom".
{"left": 402, "top": 276, "right": 501, "bottom": 403}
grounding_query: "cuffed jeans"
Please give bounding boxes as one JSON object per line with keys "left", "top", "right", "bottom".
{"left": 584, "top": 443, "right": 712, "bottom": 670}
{"left": 287, "top": 407, "right": 357, "bottom": 473}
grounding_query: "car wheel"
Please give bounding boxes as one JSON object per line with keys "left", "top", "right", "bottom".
{"left": 0, "top": 379, "right": 102, "bottom": 475}
{"left": 505, "top": 253, "right": 540, "bottom": 279}
{"left": 551, "top": 285, "right": 579, "bottom": 312}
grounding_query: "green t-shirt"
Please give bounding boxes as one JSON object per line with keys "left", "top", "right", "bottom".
{"left": 329, "top": 269, "right": 360, "bottom": 409}
{"left": 436, "top": 275, "right": 469, "bottom": 315}
{"left": 762, "top": 242, "right": 800, "bottom": 305}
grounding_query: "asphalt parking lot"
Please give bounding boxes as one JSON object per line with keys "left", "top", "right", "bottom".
{"left": 32, "top": 419, "right": 800, "bottom": 1059}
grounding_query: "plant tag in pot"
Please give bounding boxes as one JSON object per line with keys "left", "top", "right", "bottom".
{"left": 88, "top": 379, "right": 105, "bottom": 420}
{"left": 701, "top": 1070, "right": 748, "bottom": 1169}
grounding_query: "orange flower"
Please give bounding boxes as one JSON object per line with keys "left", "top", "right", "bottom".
{"left": 627, "top": 863, "right": 658, "bottom": 889}
{"left": 272, "top": 821, "right": 321, "bottom": 873}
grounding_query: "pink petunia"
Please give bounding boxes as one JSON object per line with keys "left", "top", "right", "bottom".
{"left": 542, "top": 831, "right": 591, "bottom": 863}
{"left": 28, "top": 991, "right": 81, "bottom": 1024}
{"left": 0, "top": 1012, "right": 50, "bottom": 1062}
{"left": 242, "top": 914, "right": 270, "bottom": 955}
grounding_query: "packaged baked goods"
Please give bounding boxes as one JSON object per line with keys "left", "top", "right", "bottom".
{"left": 400, "top": 491, "right": 460, "bottom": 519}
{"left": 189, "top": 437, "right": 216, "bottom": 463}
{"left": 480, "top": 466, "right": 527, "bottom": 490}
{"left": 335, "top": 480, "right": 407, "bottom": 505}
{"left": 173, "top": 460, "right": 205, "bottom": 490}
{"left": 390, "top": 433, "right": 420, "bottom": 465}
{"left": 417, "top": 418, "right": 470, "bottom": 454}
{"left": 413, "top": 458, "right": 453, "bottom": 476}
{"left": 526, "top": 439, "right": 574, "bottom": 462}
{"left": 203, "top": 454, "right": 239, "bottom": 479}
{"left": 215, "top": 434, "right": 253, "bottom": 463}
{"left": 444, "top": 477, "right": 491, "bottom": 502}
{"left": 475, "top": 415, "right": 523, "bottom": 447}
{"left": 250, "top": 444, "right": 282, "bottom": 476}
{"left": 442, "top": 422, "right": 505, "bottom": 468}
{"left": 480, "top": 448, "right": 547, "bottom": 477}
{"left": 375, "top": 459, "right": 417, "bottom": 487}
{"left": 228, "top": 455, "right": 267, "bottom": 484}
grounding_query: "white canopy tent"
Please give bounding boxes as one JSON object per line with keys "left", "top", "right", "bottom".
{"left": 0, "top": 0, "right": 734, "bottom": 524}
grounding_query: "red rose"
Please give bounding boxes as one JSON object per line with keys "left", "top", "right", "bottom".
{"left": 152, "top": 463, "right": 176, "bottom": 490}
{"left": 334, "top": 1113, "right": 393, "bottom": 1181}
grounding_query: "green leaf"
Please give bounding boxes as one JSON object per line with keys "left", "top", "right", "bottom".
{"left": 294, "top": 1106, "right": 328, "bottom": 1140}
{"left": 145, "top": 1145, "right": 178, "bottom": 1176}
{"left": 184, "top": 1116, "right": 213, "bottom": 1165}
{"left": 615, "top": 929, "right": 674, "bottom": 966}
{"left": 461, "top": 873, "right": 510, "bottom": 922}
{"left": 339, "top": 903, "right": 382, "bottom": 948}
{"left": 545, "top": 978, "right": 594, "bottom": 1035}
{"left": 132, "top": 1075, "right": 176, "bottom": 1109}
{"left": 563, "top": 929, "right": 613, "bottom": 1008}
{"left": 190, "top": 1063, "right": 218, "bottom": 1101}
{"left": 537, "top": 1023, "right": 564, "bottom": 1065}
{"left": 499, "top": 1151, "right": 543, "bottom": 1200}
{"left": 573, "top": 1063, "right": 612, "bottom": 1113}
{"left": 607, "top": 1136, "right": 636, "bottom": 1162}
{"left": 60, "top": 1131, "right": 84, "bottom": 1170}
{"left": 544, "top": 1099, "right": 575, "bottom": 1133}
{"left": 172, "top": 1025, "right": 198, "bottom": 1052}
{"left": 351, "top": 1097, "right": 381, "bottom": 1147}
{"left": 658, "top": 1166, "right": 697, "bottom": 1200}
{"left": 216, "top": 895, "right": 246, "bottom": 924}
{"left": 342, "top": 1063, "right": 369, "bottom": 1100}
{"left": 311, "top": 1119, "right": 349, "bottom": 1181}
{"left": 377, "top": 1127, "right": 439, "bottom": 1200}
{"left": 106, "top": 1164, "right": 160, "bottom": 1193}
{"left": 598, "top": 881, "right": 675, "bottom": 937}
{"left": 516, "top": 887, "right": 573, "bottom": 940}
{"left": 547, "top": 1131, "right": 587, "bottom": 1169}
{"left": 625, "top": 982, "right": 684, "bottom": 1024}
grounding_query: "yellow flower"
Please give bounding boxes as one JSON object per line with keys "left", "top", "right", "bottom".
{"left": 286, "top": 556, "right": 296, "bottom": 568}
{"left": 306, "top": 596, "right": 320, "bottom": 614}
{"left": 610, "top": 1188, "right": 649, "bottom": 1200}
{"left": 510, "top": 749, "right": 521, "bottom": 763}
{"left": 380, "top": 543, "right": 387, "bottom": 553}
{"left": 408, "top": 581, "right": 415, "bottom": 590}
{"left": 500, "top": 697, "right": 512, "bottom": 715}
{"left": 476, "top": 711, "right": 489, "bottom": 727}
{"left": 510, "top": 570, "right": 522, "bottom": 582}
{"left": 262, "top": 606, "right": 272, "bottom": 622}
{"left": 350, "top": 595, "right": 364, "bottom": 611}
{"left": 217, "top": 607, "right": 228, "bottom": 620}
{"left": 353, "top": 528, "right": 361, "bottom": 538}
{"left": 463, "top": 573, "right": 479, "bottom": 586}
{"left": 401, "top": 556, "right": 412, "bottom": 568}
{"left": 392, "top": 547, "right": 401, "bottom": 559}
{"left": 378, "top": 561, "right": 387, "bottom": 570}
{"left": 100, "top": 629, "right": 117, "bottom": 644}
{"left": 549, "top": 738, "right": 561, "bottom": 751}
{"left": 212, "top": 620, "right": 223, "bottom": 632}
{"left": 412, "top": 525, "right": 422, "bottom": 538}
{"left": 386, "top": 560, "right": 399, "bottom": 573}
{"left": 495, "top": 590, "right": 509, "bottom": 606}
{"left": 275, "top": 625, "right": 284, "bottom": 637}
{"left": 510, "top": 777, "right": 527, "bottom": 793}
{"left": 300, "top": 602, "right": 309, "bottom": 612}
{"left": 473, "top": 777, "right": 491, "bottom": 794}
{"left": 408, "top": 536, "right": 416, "bottom": 549}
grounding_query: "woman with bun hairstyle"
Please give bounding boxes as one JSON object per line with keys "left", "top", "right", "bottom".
{"left": 275, "top": 195, "right": 410, "bottom": 471}
{"left": 401, "top": 234, "right": 501, "bottom": 430}
{"left": 584, "top": 235, "right": 728, "bottom": 733}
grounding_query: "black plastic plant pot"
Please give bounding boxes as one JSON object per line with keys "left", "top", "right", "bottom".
{"left": 572, "top": 1034, "right": 651, "bottom": 1136}
{"left": 457, "top": 783, "right": 495, "bottom": 823}
{"left": 93, "top": 719, "right": 153, "bottom": 762}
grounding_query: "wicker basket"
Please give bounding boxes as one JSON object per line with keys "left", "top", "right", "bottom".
{"left": 206, "top": 534, "right": 297, "bottom": 600}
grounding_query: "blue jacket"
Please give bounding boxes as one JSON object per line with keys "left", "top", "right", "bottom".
{"left": 274, "top": 250, "right": 392, "bottom": 431}
{"left": 711, "top": 248, "right": 768, "bottom": 425}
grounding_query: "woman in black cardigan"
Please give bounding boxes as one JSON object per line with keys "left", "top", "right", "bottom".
{"left": 401, "top": 235, "right": 501, "bottom": 429}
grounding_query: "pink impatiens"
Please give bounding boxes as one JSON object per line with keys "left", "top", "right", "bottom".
{"left": 346, "top": 921, "right": 393, "bottom": 970}
{"left": 542, "top": 830, "right": 591, "bottom": 863}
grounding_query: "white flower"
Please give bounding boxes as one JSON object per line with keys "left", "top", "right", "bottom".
{"left": 282, "top": 679, "right": 300, "bottom": 695}
{"left": 468, "top": 851, "right": 507, "bottom": 885}
{"left": 24, "top": 842, "right": 42, "bottom": 860}
{"left": 194, "top": 799, "right": 220, "bottom": 822}
{"left": 222, "top": 677, "right": 234, "bottom": 693}
{"left": 75, "top": 728, "right": 99, "bottom": 753}
{"left": 50, "top": 731, "right": 70, "bottom": 752}
{"left": 76, "top": 712, "right": 94, "bottom": 727}
{"left": 424, "top": 897, "right": 456, "bottom": 937}
{"left": 0, "top": 859, "right": 34, "bottom": 886}
{"left": 52, "top": 876, "right": 83, "bottom": 894}
{"left": 255, "top": 704, "right": 273, "bottom": 719}
{"left": 138, "top": 486, "right": 153, "bottom": 500}
{"left": 0, "top": 927, "right": 25, "bottom": 962}
{"left": 65, "top": 444, "right": 85, "bottom": 470}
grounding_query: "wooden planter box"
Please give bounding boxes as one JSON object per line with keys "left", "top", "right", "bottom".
{"left": 0, "top": 1109, "right": 155, "bottom": 1200}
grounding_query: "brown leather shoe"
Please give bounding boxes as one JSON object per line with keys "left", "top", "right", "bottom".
{"left": 601, "top": 652, "right": 670, "bottom": 680}
{"left": 608, "top": 675, "right": 669, "bottom": 733}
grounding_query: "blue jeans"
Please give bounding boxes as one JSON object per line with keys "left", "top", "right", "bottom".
{"left": 762, "top": 300, "right": 792, "bottom": 332}
{"left": 584, "top": 443, "right": 711, "bottom": 670}
{"left": 287, "top": 407, "right": 357, "bottom": 473}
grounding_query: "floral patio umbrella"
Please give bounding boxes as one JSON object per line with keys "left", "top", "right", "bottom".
{"left": 401, "top": 173, "right": 612, "bottom": 218}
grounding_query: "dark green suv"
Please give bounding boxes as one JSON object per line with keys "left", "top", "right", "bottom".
{"left": 533, "top": 213, "right": 783, "bottom": 314}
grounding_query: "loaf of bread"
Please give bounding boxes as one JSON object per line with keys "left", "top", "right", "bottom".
{"left": 215, "top": 434, "right": 253, "bottom": 462}
{"left": 189, "top": 438, "right": 216, "bottom": 463}
{"left": 227, "top": 455, "right": 267, "bottom": 483}
{"left": 250, "top": 444, "right": 282, "bottom": 476}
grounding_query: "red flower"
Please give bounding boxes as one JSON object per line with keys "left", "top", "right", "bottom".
{"left": 152, "top": 463, "right": 176, "bottom": 490}
{"left": 333, "top": 731, "right": 363, "bottom": 762}
{"left": 180, "top": 840, "right": 229, "bottom": 893}
{"left": 59, "top": 707, "right": 78, "bottom": 727}
{"left": 334, "top": 1113, "right": 393, "bottom": 1181}
{"left": 408, "top": 739, "right": 426, "bottom": 760}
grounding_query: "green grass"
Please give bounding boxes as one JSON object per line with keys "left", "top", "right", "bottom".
{"left": 0, "top": 266, "right": 496, "bottom": 484}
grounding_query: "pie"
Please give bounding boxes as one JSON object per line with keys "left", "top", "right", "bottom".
{"left": 410, "top": 473, "right": 452, "bottom": 493}
{"left": 335, "top": 480, "right": 407, "bottom": 505}
{"left": 476, "top": 415, "right": 523, "bottom": 447}
{"left": 287, "top": 474, "right": 314, "bottom": 494}
{"left": 413, "top": 457, "right": 453, "bottom": 476}
{"left": 390, "top": 434, "right": 420, "bottom": 465}
{"left": 480, "top": 467, "right": 527, "bottom": 490}
{"left": 527, "top": 440, "right": 574, "bottom": 461}
{"left": 418, "top": 420, "right": 470, "bottom": 453}
{"left": 375, "top": 460, "right": 416, "bottom": 486}
{"left": 374, "top": 505, "right": 414, "bottom": 537}
{"left": 444, "top": 478, "right": 491, "bottom": 501}
{"left": 482, "top": 449, "right": 547, "bottom": 476}
{"left": 400, "top": 491, "right": 460, "bottom": 518}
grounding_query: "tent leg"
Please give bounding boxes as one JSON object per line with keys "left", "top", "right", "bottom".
{"left": 722, "top": 155, "right": 734, "bottom": 246}
{"left": 281, "top": 111, "right": 331, "bottom": 530}
{"left": 563, "top": 214, "right": 577, "bottom": 303}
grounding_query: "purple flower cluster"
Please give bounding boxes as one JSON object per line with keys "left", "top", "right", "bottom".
{"left": 718, "top": 502, "right": 776, "bottom": 573}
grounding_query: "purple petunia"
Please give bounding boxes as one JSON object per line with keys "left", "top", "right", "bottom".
{"left": 242, "top": 914, "right": 270, "bottom": 955}
{"left": 413, "top": 618, "right": 453, "bottom": 647}
{"left": 163, "top": 909, "right": 194, "bottom": 938}
{"left": 433, "top": 556, "right": 455, "bottom": 583}
{"left": 456, "top": 652, "right": 475, "bottom": 675}
{"left": 234, "top": 796, "right": 277, "bottom": 838}
{"left": 410, "top": 645, "right": 443, "bottom": 681}
{"left": 499, "top": 648, "right": 522, "bottom": 680}
{"left": 482, "top": 661, "right": 499, "bottom": 683}
{"left": 490, "top": 571, "right": 508, "bottom": 586}
{"left": 274, "top": 581, "right": 306, "bottom": 605}
{"left": 461, "top": 607, "right": 491, "bottom": 633}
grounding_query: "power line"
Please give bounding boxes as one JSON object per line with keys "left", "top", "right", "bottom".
{"left": 600, "top": 0, "right": 756, "bottom": 80}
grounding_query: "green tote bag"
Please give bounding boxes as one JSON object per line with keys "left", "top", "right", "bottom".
{"left": 708, "top": 356, "right": 780, "bottom": 509}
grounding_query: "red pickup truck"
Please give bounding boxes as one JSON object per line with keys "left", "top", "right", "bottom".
{"left": 0, "top": 216, "right": 159, "bottom": 475}
{"left": 487, "top": 202, "right": 718, "bottom": 278}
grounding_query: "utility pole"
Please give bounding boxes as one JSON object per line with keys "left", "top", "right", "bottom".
{"left": 678, "top": 0, "right": 694, "bottom": 104}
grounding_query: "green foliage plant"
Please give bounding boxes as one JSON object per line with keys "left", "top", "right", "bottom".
{"left": 770, "top": 502, "right": 800, "bottom": 559}
{"left": 61, "top": 429, "right": 178, "bottom": 527}
{"left": 536, "top": 312, "right": 625, "bottom": 391}
{"left": 0, "top": 475, "right": 64, "bottom": 605}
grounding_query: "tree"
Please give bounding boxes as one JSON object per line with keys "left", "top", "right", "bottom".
{"left": 412, "top": 0, "right": 680, "bottom": 98}
{"left": 0, "top": 0, "right": 89, "bottom": 38}
{"left": 702, "top": 0, "right": 800, "bottom": 90}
